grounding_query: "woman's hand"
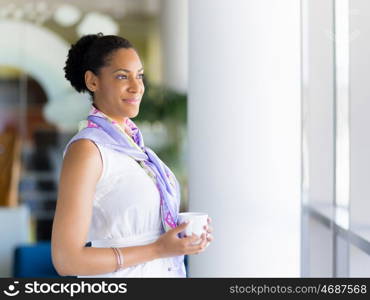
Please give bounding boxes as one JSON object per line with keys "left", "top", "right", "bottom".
{"left": 153, "top": 222, "right": 208, "bottom": 258}
{"left": 204, "top": 217, "right": 214, "bottom": 247}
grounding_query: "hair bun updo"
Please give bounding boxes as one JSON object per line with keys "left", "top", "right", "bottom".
{"left": 64, "top": 33, "right": 103, "bottom": 94}
{"left": 63, "top": 32, "right": 134, "bottom": 96}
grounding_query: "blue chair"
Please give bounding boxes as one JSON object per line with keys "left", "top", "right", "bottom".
{"left": 184, "top": 255, "right": 189, "bottom": 277}
{"left": 14, "top": 242, "right": 189, "bottom": 277}
{"left": 13, "top": 241, "right": 60, "bottom": 277}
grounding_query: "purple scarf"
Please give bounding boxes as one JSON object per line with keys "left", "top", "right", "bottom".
{"left": 64, "top": 106, "right": 181, "bottom": 233}
{"left": 63, "top": 106, "right": 186, "bottom": 275}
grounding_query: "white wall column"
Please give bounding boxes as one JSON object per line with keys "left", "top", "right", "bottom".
{"left": 188, "top": 0, "right": 301, "bottom": 277}
{"left": 159, "top": 0, "right": 188, "bottom": 93}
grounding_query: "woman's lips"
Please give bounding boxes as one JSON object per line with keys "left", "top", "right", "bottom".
{"left": 122, "top": 98, "right": 140, "bottom": 104}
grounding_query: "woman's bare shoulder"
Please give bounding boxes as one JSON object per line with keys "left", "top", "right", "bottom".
{"left": 63, "top": 139, "right": 102, "bottom": 174}
{"left": 65, "top": 138, "right": 100, "bottom": 157}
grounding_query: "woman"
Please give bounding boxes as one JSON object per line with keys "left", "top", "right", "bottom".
{"left": 51, "top": 33, "right": 213, "bottom": 278}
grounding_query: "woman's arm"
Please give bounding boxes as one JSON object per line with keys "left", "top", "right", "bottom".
{"left": 51, "top": 139, "right": 158, "bottom": 276}
{"left": 51, "top": 139, "right": 207, "bottom": 276}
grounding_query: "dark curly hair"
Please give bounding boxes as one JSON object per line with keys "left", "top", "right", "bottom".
{"left": 64, "top": 32, "right": 134, "bottom": 98}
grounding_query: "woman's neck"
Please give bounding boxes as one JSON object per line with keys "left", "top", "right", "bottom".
{"left": 92, "top": 103, "right": 130, "bottom": 135}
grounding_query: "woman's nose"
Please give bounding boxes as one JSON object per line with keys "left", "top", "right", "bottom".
{"left": 128, "top": 79, "right": 142, "bottom": 93}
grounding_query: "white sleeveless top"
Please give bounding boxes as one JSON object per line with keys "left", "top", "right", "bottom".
{"left": 68, "top": 141, "right": 186, "bottom": 278}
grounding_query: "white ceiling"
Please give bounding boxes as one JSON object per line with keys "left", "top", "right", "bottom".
{"left": 0, "top": 0, "right": 161, "bottom": 19}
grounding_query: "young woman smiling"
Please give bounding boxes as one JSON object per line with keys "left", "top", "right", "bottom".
{"left": 51, "top": 33, "right": 213, "bottom": 278}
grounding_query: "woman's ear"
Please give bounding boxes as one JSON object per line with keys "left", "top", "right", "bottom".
{"left": 85, "top": 70, "right": 98, "bottom": 93}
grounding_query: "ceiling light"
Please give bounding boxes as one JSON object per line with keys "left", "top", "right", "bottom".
{"left": 54, "top": 3, "right": 81, "bottom": 27}
{"left": 76, "top": 12, "right": 119, "bottom": 37}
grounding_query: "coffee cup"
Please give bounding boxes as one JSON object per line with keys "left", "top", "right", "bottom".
{"left": 177, "top": 212, "right": 208, "bottom": 245}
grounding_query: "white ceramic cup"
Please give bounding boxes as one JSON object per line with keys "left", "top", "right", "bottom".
{"left": 177, "top": 212, "right": 208, "bottom": 244}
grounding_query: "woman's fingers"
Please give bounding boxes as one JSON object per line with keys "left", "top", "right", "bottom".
{"left": 183, "top": 230, "right": 212, "bottom": 255}
{"left": 202, "top": 217, "right": 214, "bottom": 248}
{"left": 184, "top": 232, "right": 200, "bottom": 243}
{"left": 203, "top": 224, "right": 213, "bottom": 233}
{"left": 206, "top": 233, "right": 213, "bottom": 242}
{"left": 200, "top": 233, "right": 208, "bottom": 247}
{"left": 204, "top": 217, "right": 213, "bottom": 233}
{"left": 197, "top": 233, "right": 208, "bottom": 254}
{"left": 187, "top": 233, "right": 208, "bottom": 254}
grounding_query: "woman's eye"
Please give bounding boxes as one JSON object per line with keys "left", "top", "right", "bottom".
{"left": 116, "top": 74, "right": 144, "bottom": 80}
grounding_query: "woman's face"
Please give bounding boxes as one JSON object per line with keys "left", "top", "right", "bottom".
{"left": 86, "top": 48, "right": 145, "bottom": 122}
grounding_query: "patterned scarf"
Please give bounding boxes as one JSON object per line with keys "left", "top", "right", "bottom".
{"left": 64, "top": 105, "right": 181, "bottom": 234}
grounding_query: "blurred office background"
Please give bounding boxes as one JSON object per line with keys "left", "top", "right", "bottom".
{"left": 0, "top": 0, "right": 188, "bottom": 277}
{"left": 0, "top": 0, "right": 370, "bottom": 278}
